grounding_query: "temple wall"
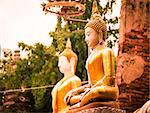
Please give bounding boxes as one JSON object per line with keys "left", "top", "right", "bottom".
{"left": 116, "top": 0, "right": 149, "bottom": 112}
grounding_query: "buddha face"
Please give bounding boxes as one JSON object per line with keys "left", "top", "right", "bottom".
{"left": 58, "top": 56, "right": 71, "bottom": 74}
{"left": 85, "top": 27, "right": 100, "bottom": 49}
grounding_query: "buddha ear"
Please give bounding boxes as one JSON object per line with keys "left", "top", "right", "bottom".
{"left": 64, "top": 56, "right": 70, "bottom": 65}
{"left": 98, "top": 31, "right": 103, "bottom": 44}
{"left": 70, "top": 57, "right": 76, "bottom": 74}
{"left": 59, "top": 56, "right": 70, "bottom": 65}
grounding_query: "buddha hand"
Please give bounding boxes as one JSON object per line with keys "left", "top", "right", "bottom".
{"left": 80, "top": 88, "right": 91, "bottom": 100}
{"left": 64, "top": 89, "right": 77, "bottom": 105}
{"left": 64, "top": 84, "right": 92, "bottom": 105}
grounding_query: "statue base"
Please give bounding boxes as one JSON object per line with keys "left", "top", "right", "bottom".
{"left": 67, "top": 101, "right": 126, "bottom": 113}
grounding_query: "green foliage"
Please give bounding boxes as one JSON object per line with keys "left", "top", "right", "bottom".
{"left": 18, "top": 43, "right": 62, "bottom": 110}
{"left": 0, "top": 42, "right": 63, "bottom": 112}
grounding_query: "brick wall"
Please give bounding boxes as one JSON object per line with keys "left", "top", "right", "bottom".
{"left": 116, "top": 0, "right": 149, "bottom": 112}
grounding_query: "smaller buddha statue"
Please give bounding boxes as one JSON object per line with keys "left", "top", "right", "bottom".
{"left": 51, "top": 38, "right": 81, "bottom": 113}
{"left": 64, "top": 0, "right": 118, "bottom": 108}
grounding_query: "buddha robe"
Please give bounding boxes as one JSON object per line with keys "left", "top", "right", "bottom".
{"left": 79, "top": 47, "right": 118, "bottom": 106}
{"left": 52, "top": 74, "right": 81, "bottom": 113}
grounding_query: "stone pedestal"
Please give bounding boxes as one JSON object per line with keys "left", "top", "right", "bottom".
{"left": 67, "top": 101, "right": 125, "bottom": 113}
{"left": 76, "top": 106, "right": 126, "bottom": 113}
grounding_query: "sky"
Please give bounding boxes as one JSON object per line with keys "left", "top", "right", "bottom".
{"left": 0, "top": 0, "right": 57, "bottom": 50}
{"left": 0, "top": 0, "right": 121, "bottom": 52}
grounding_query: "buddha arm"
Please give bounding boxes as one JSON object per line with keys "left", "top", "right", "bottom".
{"left": 71, "top": 77, "right": 81, "bottom": 89}
{"left": 65, "top": 83, "right": 91, "bottom": 105}
{"left": 51, "top": 83, "right": 59, "bottom": 113}
{"left": 51, "top": 78, "right": 66, "bottom": 113}
{"left": 68, "top": 77, "right": 82, "bottom": 105}
{"left": 71, "top": 83, "right": 91, "bottom": 95}
{"left": 92, "top": 49, "right": 115, "bottom": 88}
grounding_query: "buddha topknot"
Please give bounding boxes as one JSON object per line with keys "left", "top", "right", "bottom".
{"left": 85, "top": 0, "right": 107, "bottom": 41}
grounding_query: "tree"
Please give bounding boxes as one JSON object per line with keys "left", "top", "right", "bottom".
{"left": 0, "top": 42, "right": 63, "bottom": 112}
{"left": 18, "top": 42, "right": 62, "bottom": 111}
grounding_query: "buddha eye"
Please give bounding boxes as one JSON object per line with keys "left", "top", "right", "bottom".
{"left": 86, "top": 32, "right": 90, "bottom": 37}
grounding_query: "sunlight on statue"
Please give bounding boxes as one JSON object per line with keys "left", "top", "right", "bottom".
{"left": 51, "top": 38, "right": 81, "bottom": 113}
{"left": 64, "top": 0, "right": 118, "bottom": 108}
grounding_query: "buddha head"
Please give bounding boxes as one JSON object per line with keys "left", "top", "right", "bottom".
{"left": 58, "top": 38, "right": 78, "bottom": 74}
{"left": 85, "top": 0, "right": 107, "bottom": 49}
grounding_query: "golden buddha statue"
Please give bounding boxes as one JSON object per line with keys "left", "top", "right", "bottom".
{"left": 64, "top": 0, "right": 118, "bottom": 108}
{"left": 51, "top": 38, "right": 81, "bottom": 113}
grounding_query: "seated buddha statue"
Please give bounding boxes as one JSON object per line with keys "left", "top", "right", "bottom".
{"left": 51, "top": 38, "right": 81, "bottom": 113}
{"left": 64, "top": 0, "right": 118, "bottom": 108}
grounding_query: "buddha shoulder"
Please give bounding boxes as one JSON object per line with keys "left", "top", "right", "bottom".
{"left": 102, "top": 47, "right": 113, "bottom": 55}
{"left": 51, "top": 78, "right": 65, "bottom": 94}
{"left": 88, "top": 48, "right": 112, "bottom": 64}
{"left": 66, "top": 75, "right": 81, "bottom": 84}
{"left": 58, "top": 76, "right": 81, "bottom": 90}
